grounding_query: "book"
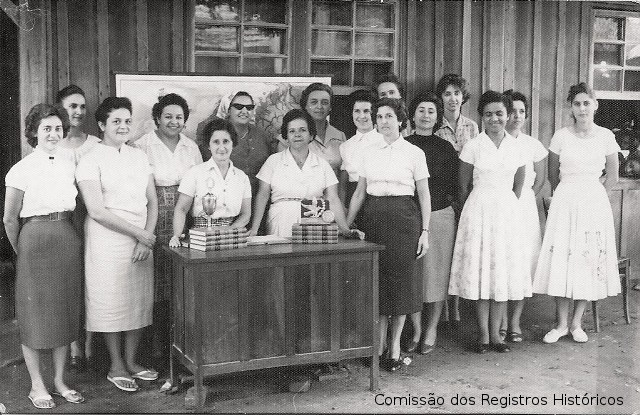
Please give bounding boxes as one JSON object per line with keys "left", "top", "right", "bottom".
{"left": 189, "top": 234, "right": 248, "bottom": 243}
{"left": 246, "top": 235, "right": 291, "bottom": 245}
{"left": 189, "top": 226, "right": 247, "bottom": 237}
{"left": 187, "top": 241, "right": 248, "bottom": 251}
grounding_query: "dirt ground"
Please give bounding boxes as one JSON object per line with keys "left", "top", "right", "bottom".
{"left": 0, "top": 292, "right": 638, "bottom": 414}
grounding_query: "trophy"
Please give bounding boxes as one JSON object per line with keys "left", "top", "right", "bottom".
{"left": 202, "top": 177, "right": 217, "bottom": 228}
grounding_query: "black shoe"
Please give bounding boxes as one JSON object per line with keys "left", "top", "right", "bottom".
{"left": 491, "top": 342, "right": 511, "bottom": 353}
{"left": 69, "top": 356, "right": 86, "bottom": 372}
{"left": 384, "top": 358, "right": 404, "bottom": 372}
{"left": 473, "top": 343, "right": 490, "bottom": 354}
{"left": 404, "top": 340, "right": 419, "bottom": 354}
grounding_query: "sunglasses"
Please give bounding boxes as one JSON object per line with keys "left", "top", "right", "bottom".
{"left": 230, "top": 103, "right": 255, "bottom": 111}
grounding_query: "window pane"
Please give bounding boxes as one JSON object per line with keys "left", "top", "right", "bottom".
{"left": 625, "top": 44, "right": 640, "bottom": 67}
{"left": 243, "top": 27, "right": 286, "bottom": 54}
{"left": 627, "top": 17, "right": 640, "bottom": 43}
{"left": 593, "top": 68, "right": 621, "bottom": 91}
{"left": 195, "top": 1, "right": 240, "bottom": 22}
{"left": 355, "top": 33, "right": 393, "bottom": 57}
{"left": 244, "top": 0, "right": 287, "bottom": 24}
{"left": 593, "top": 43, "right": 622, "bottom": 66}
{"left": 312, "top": 30, "right": 351, "bottom": 56}
{"left": 244, "top": 57, "right": 287, "bottom": 74}
{"left": 312, "top": 1, "right": 352, "bottom": 26}
{"left": 195, "top": 56, "right": 238, "bottom": 73}
{"left": 356, "top": 3, "right": 394, "bottom": 29}
{"left": 311, "top": 60, "right": 350, "bottom": 85}
{"left": 354, "top": 61, "right": 392, "bottom": 87}
{"left": 624, "top": 71, "right": 640, "bottom": 91}
{"left": 593, "top": 16, "right": 622, "bottom": 40}
{"left": 196, "top": 25, "right": 238, "bottom": 52}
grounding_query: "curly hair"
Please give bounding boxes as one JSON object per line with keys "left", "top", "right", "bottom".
{"left": 95, "top": 97, "right": 132, "bottom": 125}
{"left": 198, "top": 117, "right": 237, "bottom": 160}
{"left": 280, "top": 109, "right": 317, "bottom": 140}
{"left": 24, "top": 104, "right": 70, "bottom": 148}
{"left": 567, "top": 82, "right": 596, "bottom": 103}
{"left": 299, "top": 83, "right": 333, "bottom": 111}
{"left": 435, "top": 74, "right": 471, "bottom": 105}
{"left": 56, "top": 84, "right": 85, "bottom": 103}
{"left": 349, "top": 89, "right": 377, "bottom": 110}
{"left": 372, "top": 98, "right": 409, "bottom": 132}
{"left": 502, "top": 89, "right": 528, "bottom": 115}
{"left": 408, "top": 92, "right": 444, "bottom": 131}
{"left": 151, "top": 93, "right": 190, "bottom": 127}
{"left": 477, "top": 90, "right": 513, "bottom": 117}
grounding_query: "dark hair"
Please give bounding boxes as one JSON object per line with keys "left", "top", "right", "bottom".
{"left": 230, "top": 91, "right": 254, "bottom": 105}
{"left": 435, "top": 74, "right": 471, "bottom": 104}
{"left": 372, "top": 98, "right": 409, "bottom": 132}
{"left": 56, "top": 84, "right": 85, "bottom": 103}
{"left": 374, "top": 73, "right": 405, "bottom": 98}
{"left": 300, "top": 83, "right": 333, "bottom": 111}
{"left": 477, "top": 90, "right": 513, "bottom": 116}
{"left": 503, "top": 89, "right": 528, "bottom": 115}
{"left": 408, "top": 92, "right": 444, "bottom": 131}
{"left": 349, "top": 89, "right": 377, "bottom": 111}
{"left": 95, "top": 97, "right": 132, "bottom": 125}
{"left": 24, "top": 103, "right": 70, "bottom": 148}
{"left": 198, "top": 118, "right": 238, "bottom": 160}
{"left": 280, "top": 109, "right": 317, "bottom": 140}
{"left": 151, "top": 93, "right": 190, "bottom": 127}
{"left": 567, "top": 82, "right": 596, "bottom": 103}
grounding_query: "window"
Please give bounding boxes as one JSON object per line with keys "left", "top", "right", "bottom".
{"left": 591, "top": 10, "right": 640, "bottom": 99}
{"left": 194, "top": 0, "right": 290, "bottom": 74}
{"left": 310, "top": 0, "right": 398, "bottom": 87}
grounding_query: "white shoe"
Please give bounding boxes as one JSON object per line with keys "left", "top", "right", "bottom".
{"left": 571, "top": 328, "right": 588, "bottom": 343}
{"left": 543, "top": 327, "right": 569, "bottom": 344}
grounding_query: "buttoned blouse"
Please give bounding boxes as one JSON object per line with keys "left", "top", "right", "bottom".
{"left": 256, "top": 149, "right": 338, "bottom": 203}
{"left": 177, "top": 158, "right": 251, "bottom": 219}
{"left": 515, "top": 133, "right": 548, "bottom": 190}
{"left": 339, "top": 130, "right": 383, "bottom": 182}
{"left": 308, "top": 124, "right": 346, "bottom": 175}
{"left": 134, "top": 131, "right": 202, "bottom": 187}
{"left": 76, "top": 143, "right": 152, "bottom": 216}
{"left": 5, "top": 147, "right": 77, "bottom": 217}
{"left": 358, "top": 136, "right": 430, "bottom": 196}
{"left": 459, "top": 131, "right": 525, "bottom": 191}
{"left": 436, "top": 114, "right": 479, "bottom": 153}
{"left": 229, "top": 124, "right": 273, "bottom": 194}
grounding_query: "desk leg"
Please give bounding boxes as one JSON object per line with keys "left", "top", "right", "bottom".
{"left": 195, "top": 367, "right": 204, "bottom": 412}
{"left": 623, "top": 263, "right": 631, "bottom": 324}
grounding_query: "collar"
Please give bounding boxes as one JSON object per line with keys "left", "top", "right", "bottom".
{"left": 152, "top": 131, "right": 189, "bottom": 149}
{"left": 312, "top": 125, "right": 342, "bottom": 147}
{"left": 204, "top": 157, "right": 237, "bottom": 177}
{"left": 377, "top": 135, "right": 406, "bottom": 149}
{"left": 282, "top": 148, "right": 319, "bottom": 167}
{"left": 478, "top": 130, "right": 515, "bottom": 147}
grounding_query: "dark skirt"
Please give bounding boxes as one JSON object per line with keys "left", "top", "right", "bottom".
{"left": 360, "top": 195, "right": 422, "bottom": 315}
{"left": 16, "top": 219, "right": 82, "bottom": 349}
{"left": 154, "top": 185, "right": 179, "bottom": 302}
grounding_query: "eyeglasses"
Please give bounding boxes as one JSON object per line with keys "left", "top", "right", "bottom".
{"left": 230, "top": 103, "right": 255, "bottom": 111}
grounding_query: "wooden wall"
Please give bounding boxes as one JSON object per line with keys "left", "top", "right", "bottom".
{"left": 15, "top": 0, "right": 638, "bottom": 156}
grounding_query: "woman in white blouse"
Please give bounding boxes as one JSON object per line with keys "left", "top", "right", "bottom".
{"left": 77, "top": 97, "right": 158, "bottom": 392}
{"left": 3, "top": 104, "right": 84, "bottom": 408}
{"left": 250, "top": 109, "right": 352, "bottom": 238}
{"left": 169, "top": 118, "right": 251, "bottom": 247}
{"left": 347, "top": 98, "right": 431, "bottom": 372}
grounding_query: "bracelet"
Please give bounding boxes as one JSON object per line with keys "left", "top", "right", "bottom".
{"left": 422, "top": 229, "right": 430, "bottom": 232}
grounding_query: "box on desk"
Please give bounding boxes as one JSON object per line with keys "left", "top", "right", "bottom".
{"left": 291, "top": 223, "right": 338, "bottom": 244}
{"left": 187, "top": 226, "right": 248, "bottom": 251}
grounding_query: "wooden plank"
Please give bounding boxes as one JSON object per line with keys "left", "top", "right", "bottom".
{"left": 530, "top": 0, "right": 542, "bottom": 141}
{"left": 247, "top": 267, "right": 285, "bottom": 358}
{"left": 136, "top": 0, "right": 149, "bottom": 71}
{"left": 579, "top": 1, "right": 591, "bottom": 83}
{"left": 237, "top": 269, "right": 250, "bottom": 361}
{"left": 481, "top": 1, "right": 490, "bottom": 92}
{"left": 461, "top": 0, "right": 472, "bottom": 85}
{"left": 554, "top": 1, "right": 567, "bottom": 133}
{"left": 171, "top": 0, "right": 184, "bottom": 71}
{"left": 503, "top": 1, "right": 516, "bottom": 91}
{"left": 201, "top": 270, "right": 239, "bottom": 363}
{"left": 330, "top": 263, "right": 340, "bottom": 352}
{"left": 96, "top": 0, "right": 110, "bottom": 102}
{"left": 56, "top": 0, "right": 70, "bottom": 89}
{"left": 434, "top": 0, "right": 445, "bottom": 83}
{"left": 184, "top": 0, "right": 195, "bottom": 72}
{"left": 405, "top": 0, "right": 417, "bottom": 98}
{"left": 284, "top": 267, "right": 296, "bottom": 356}
{"left": 44, "top": 0, "right": 53, "bottom": 101}
{"left": 486, "top": 0, "right": 505, "bottom": 91}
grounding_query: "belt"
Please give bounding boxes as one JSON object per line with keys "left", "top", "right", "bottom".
{"left": 22, "top": 211, "right": 73, "bottom": 224}
{"left": 272, "top": 198, "right": 303, "bottom": 204}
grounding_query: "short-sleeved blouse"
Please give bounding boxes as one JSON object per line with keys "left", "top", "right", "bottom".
{"left": 436, "top": 114, "right": 479, "bottom": 153}
{"left": 516, "top": 133, "right": 548, "bottom": 189}
{"left": 177, "top": 158, "right": 251, "bottom": 219}
{"left": 256, "top": 149, "right": 338, "bottom": 202}
{"left": 133, "top": 131, "right": 202, "bottom": 187}
{"left": 76, "top": 143, "right": 152, "bottom": 216}
{"left": 73, "top": 134, "right": 101, "bottom": 163}
{"left": 358, "top": 136, "right": 429, "bottom": 196}
{"left": 459, "top": 132, "right": 525, "bottom": 189}
{"left": 5, "top": 147, "right": 77, "bottom": 217}
{"left": 339, "top": 130, "right": 383, "bottom": 182}
{"left": 548, "top": 126, "right": 620, "bottom": 181}
{"left": 308, "top": 124, "right": 346, "bottom": 175}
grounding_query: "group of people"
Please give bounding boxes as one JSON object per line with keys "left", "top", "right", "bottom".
{"left": 3, "top": 72, "right": 623, "bottom": 407}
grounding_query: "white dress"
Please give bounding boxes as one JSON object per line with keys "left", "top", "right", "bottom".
{"left": 516, "top": 133, "right": 548, "bottom": 276}
{"left": 449, "top": 132, "right": 531, "bottom": 301}
{"left": 256, "top": 149, "right": 338, "bottom": 237}
{"left": 533, "top": 126, "right": 621, "bottom": 300}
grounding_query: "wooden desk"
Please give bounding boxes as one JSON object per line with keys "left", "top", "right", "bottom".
{"left": 164, "top": 240, "right": 383, "bottom": 410}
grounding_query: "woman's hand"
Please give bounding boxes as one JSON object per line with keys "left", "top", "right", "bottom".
{"left": 137, "top": 229, "right": 156, "bottom": 248}
{"left": 132, "top": 242, "right": 152, "bottom": 262}
{"left": 416, "top": 230, "right": 429, "bottom": 259}
{"left": 168, "top": 235, "right": 182, "bottom": 248}
{"left": 339, "top": 228, "right": 365, "bottom": 240}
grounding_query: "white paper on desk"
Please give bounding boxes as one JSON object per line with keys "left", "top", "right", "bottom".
{"left": 247, "top": 235, "right": 291, "bottom": 245}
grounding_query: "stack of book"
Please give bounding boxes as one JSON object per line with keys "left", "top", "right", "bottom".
{"left": 187, "top": 226, "right": 248, "bottom": 251}
{"left": 291, "top": 223, "right": 338, "bottom": 244}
